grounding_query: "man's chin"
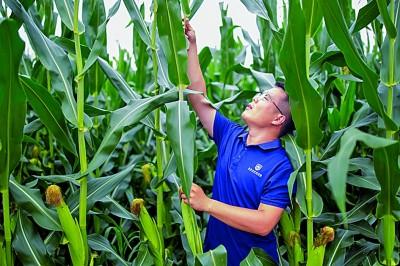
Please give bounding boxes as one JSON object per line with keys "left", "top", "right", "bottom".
{"left": 241, "top": 110, "right": 249, "bottom": 122}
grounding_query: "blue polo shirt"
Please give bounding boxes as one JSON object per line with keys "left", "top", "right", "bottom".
{"left": 204, "top": 111, "right": 294, "bottom": 265}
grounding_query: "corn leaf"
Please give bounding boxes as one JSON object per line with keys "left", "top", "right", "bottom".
{"left": 20, "top": 76, "right": 77, "bottom": 156}
{"left": 380, "top": 1, "right": 400, "bottom": 85}
{"left": 324, "top": 229, "right": 356, "bottom": 266}
{"left": 82, "top": 0, "right": 106, "bottom": 47}
{"left": 279, "top": 0, "right": 323, "bottom": 150}
{"left": 5, "top": 0, "right": 78, "bottom": 126}
{"left": 12, "top": 212, "right": 53, "bottom": 266}
{"left": 166, "top": 101, "right": 195, "bottom": 199}
{"left": 318, "top": 0, "right": 398, "bottom": 130}
{"left": 54, "top": 0, "right": 84, "bottom": 33}
{"left": 88, "top": 90, "right": 179, "bottom": 171}
{"left": 97, "top": 57, "right": 142, "bottom": 103}
{"left": 123, "top": 0, "right": 151, "bottom": 46}
{"left": 239, "top": 0, "right": 278, "bottom": 32}
{"left": 0, "top": 19, "right": 26, "bottom": 191}
{"left": 376, "top": 0, "right": 397, "bottom": 38}
{"left": 133, "top": 244, "right": 154, "bottom": 266}
{"left": 196, "top": 245, "right": 227, "bottom": 265}
{"left": 88, "top": 234, "right": 129, "bottom": 266}
{"left": 67, "top": 161, "right": 138, "bottom": 214}
{"left": 157, "top": 0, "right": 190, "bottom": 88}
{"left": 373, "top": 143, "right": 400, "bottom": 220}
{"left": 181, "top": 0, "right": 190, "bottom": 17}
{"left": 9, "top": 178, "right": 61, "bottom": 231}
{"left": 240, "top": 248, "right": 277, "bottom": 266}
{"left": 327, "top": 128, "right": 396, "bottom": 214}
{"left": 189, "top": 0, "right": 204, "bottom": 19}
{"left": 302, "top": 0, "right": 323, "bottom": 36}
{"left": 350, "top": 0, "right": 381, "bottom": 33}
{"left": 82, "top": 0, "right": 120, "bottom": 74}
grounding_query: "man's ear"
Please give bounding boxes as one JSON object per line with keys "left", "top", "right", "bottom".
{"left": 272, "top": 114, "right": 286, "bottom": 126}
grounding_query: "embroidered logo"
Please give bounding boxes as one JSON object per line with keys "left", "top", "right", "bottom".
{"left": 255, "top": 163, "right": 263, "bottom": 171}
{"left": 247, "top": 163, "right": 263, "bottom": 177}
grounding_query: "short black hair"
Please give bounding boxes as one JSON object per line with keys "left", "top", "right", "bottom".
{"left": 275, "top": 82, "right": 295, "bottom": 137}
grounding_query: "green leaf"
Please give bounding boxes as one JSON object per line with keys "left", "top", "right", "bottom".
{"left": 196, "top": 245, "right": 227, "bottom": 266}
{"left": 0, "top": 19, "right": 26, "bottom": 190}
{"left": 189, "top": 0, "right": 204, "bottom": 19}
{"left": 82, "top": 0, "right": 106, "bottom": 47}
{"left": 123, "top": 0, "right": 151, "bottom": 46}
{"left": 318, "top": 0, "right": 397, "bottom": 130}
{"left": 5, "top": 0, "right": 79, "bottom": 126}
{"left": 279, "top": 0, "right": 323, "bottom": 150}
{"left": 347, "top": 175, "right": 381, "bottom": 191}
{"left": 181, "top": 0, "right": 190, "bottom": 17}
{"left": 99, "top": 195, "right": 138, "bottom": 221}
{"left": 239, "top": 0, "right": 279, "bottom": 33}
{"left": 157, "top": 0, "right": 190, "bottom": 88}
{"left": 9, "top": 178, "right": 61, "bottom": 231}
{"left": 133, "top": 244, "right": 154, "bottom": 266}
{"left": 51, "top": 36, "right": 91, "bottom": 58}
{"left": 376, "top": 0, "right": 397, "bottom": 38}
{"left": 198, "top": 46, "right": 212, "bottom": 73}
{"left": 302, "top": 0, "right": 323, "bottom": 36}
{"left": 380, "top": 1, "right": 400, "bottom": 85}
{"left": 327, "top": 128, "right": 396, "bottom": 214}
{"left": 67, "top": 162, "right": 137, "bottom": 214}
{"left": 88, "top": 90, "right": 178, "bottom": 171}
{"left": 54, "top": 0, "right": 84, "bottom": 33}
{"left": 97, "top": 57, "right": 141, "bottom": 103}
{"left": 324, "top": 229, "right": 356, "bottom": 266}
{"left": 373, "top": 143, "right": 400, "bottom": 219}
{"left": 20, "top": 76, "right": 77, "bottom": 156}
{"left": 88, "top": 234, "right": 129, "bottom": 266}
{"left": 240, "top": 248, "right": 277, "bottom": 266}
{"left": 343, "top": 240, "right": 380, "bottom": 265}
{"left": 166, "top": 101, "right": 195, "bottom": 199}
{"left": 350, "top": 0, "right": 380, "bottom": 33}
{"left": 84, "top": 104, "right": 111, "bottom": 116}
{"left": 82, "top": 0, "right": 121, "bottom": 74}
{"left": 12, "top": 212, "right": 53, "bottom": 266}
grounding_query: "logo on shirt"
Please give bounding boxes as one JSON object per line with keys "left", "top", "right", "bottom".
{"left": 255, "top": 163, "right": 263, "bottom": 171}
{"left": 248, "top": 163, "right": 263, "bottom": 177}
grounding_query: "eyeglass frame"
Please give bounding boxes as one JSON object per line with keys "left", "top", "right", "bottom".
{"left": 252, "top": 92, "right": 285, "bottom": 116}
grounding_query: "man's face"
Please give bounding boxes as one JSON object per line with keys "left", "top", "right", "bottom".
{"left": 241, "top": 88, "right": 285, "bottom": 128}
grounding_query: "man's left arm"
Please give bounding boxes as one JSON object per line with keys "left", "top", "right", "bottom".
{"left": 180, "top": 184, "right": 284, "bottom": 236}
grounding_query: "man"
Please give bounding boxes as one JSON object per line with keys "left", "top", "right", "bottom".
{"left": 180, "top": 20, "right": 295, "bottom": 265}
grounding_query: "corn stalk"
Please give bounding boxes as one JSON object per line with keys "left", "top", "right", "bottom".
{"left": 73, "top": 0, "right": 89, "bottom": 263}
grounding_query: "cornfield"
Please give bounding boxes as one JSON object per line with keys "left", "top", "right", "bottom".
{"left": 0, "top": 0, "right": 399, "bottom": 265}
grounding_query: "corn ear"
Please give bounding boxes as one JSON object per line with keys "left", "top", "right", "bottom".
{"left": 46, "top": 185, "right": 85, "bottom": 265}
{"left": 306, "top": 226, "right": 335, "bottom": 266}
{"left": 181, "top": 201, "right": 202, "bottom": 256}
{"left": 131, "top": 199, "right": 164, "bottom": 266}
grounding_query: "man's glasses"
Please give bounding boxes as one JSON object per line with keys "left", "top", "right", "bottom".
{"left": 252, "top": 92, "right": 284, "bottom": 116}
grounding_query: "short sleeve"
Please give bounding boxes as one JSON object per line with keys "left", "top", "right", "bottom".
{"left": 211, "top": 111, "right": 240, "bottom": 147}
{"left": 260, "top": 163, "right": 293, "bottom": 209}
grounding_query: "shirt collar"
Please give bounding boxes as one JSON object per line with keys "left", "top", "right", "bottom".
{"left": 238, "top": 131, "right": 282, "bottom": 150}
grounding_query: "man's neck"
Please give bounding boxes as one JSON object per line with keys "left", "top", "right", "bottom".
{"left": 246, "top": 126, "right": 279, "bottom": 146}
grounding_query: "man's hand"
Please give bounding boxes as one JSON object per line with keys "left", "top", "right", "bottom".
{"left": 180, "top": 183, "right": 213, "bottom": 212}
{"left": 184, "top": 19, "right": 196, "bottom": 46}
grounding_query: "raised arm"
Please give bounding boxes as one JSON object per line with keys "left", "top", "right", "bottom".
{"left": 184, "top": 20, "right": 216, "bottom": 137}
